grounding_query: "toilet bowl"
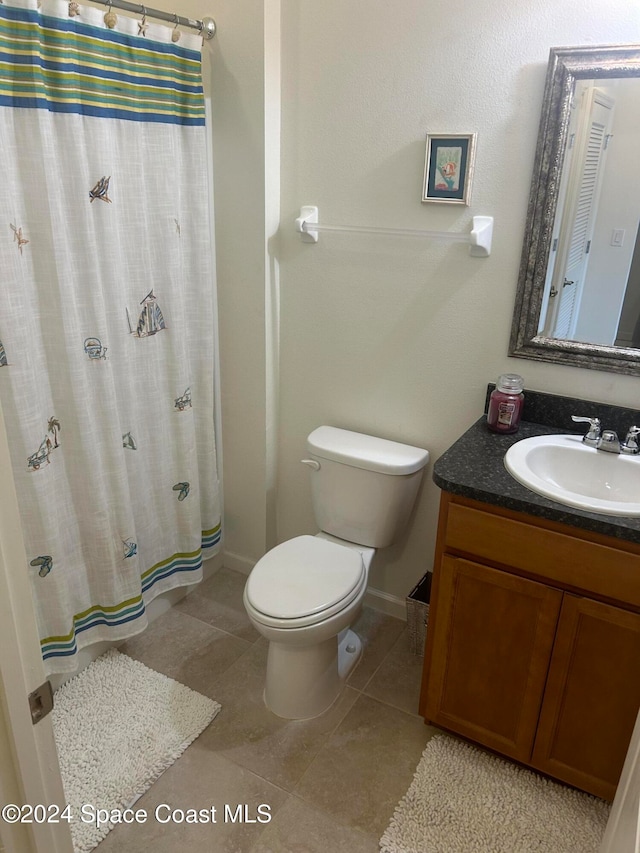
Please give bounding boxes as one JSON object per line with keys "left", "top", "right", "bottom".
{"left": 243, "top": 426, "right": 429, "bottom": 720}
{"left": 244, "top": 533, "right": 374, "bottom": 719}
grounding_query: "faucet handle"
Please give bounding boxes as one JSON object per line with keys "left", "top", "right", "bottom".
{"left": 571, "top": 415, "right": 601, "bottom": 445}
{"left": 622, "top": 425, "right": 640, "bottom": 455}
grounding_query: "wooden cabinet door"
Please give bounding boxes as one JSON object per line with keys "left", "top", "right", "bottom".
{"left": 424, "top": 555, "right": 562, "bottom": 762}
{"left": 532, "top": 595, "right": 640, "bottom": 800}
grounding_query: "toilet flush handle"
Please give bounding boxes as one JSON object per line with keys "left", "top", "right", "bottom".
{"left": 300, "top": 458, "right": 321, "bottom": 471}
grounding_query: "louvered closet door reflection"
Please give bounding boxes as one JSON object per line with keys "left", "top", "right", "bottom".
{"left": 553, "top": 90, "right": 613, "bottom": 338}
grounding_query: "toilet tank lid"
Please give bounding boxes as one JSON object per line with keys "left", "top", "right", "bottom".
{"left": 307, "top": 426, "right": 429, "bottom": 475}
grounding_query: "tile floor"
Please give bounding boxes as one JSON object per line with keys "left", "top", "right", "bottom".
{"left": 96, "top": 567, "right": 438, "bottom": 852}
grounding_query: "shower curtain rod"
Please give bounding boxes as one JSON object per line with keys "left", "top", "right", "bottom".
{"left": 89, "top": 0, "right": 216, "bottom": 39}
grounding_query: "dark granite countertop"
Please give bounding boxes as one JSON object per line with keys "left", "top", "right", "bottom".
{"left": 433, "top": 388, "right": 640, "bottom": 545}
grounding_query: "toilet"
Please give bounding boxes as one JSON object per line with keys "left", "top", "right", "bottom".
{"left": 243, "top": 426, "right": 429, "bottom": 720}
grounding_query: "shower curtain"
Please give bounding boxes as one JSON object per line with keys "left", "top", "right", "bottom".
{"left": 0, "top": 0, "right": 221, "bottom": 675}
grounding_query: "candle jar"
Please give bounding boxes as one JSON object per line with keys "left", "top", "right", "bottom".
{"left": 487, "top": 374, "right": 524, "bottom": 434}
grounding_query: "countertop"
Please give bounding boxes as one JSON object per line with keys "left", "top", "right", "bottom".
{"left": 433, "top": 416, "right": 640, "bottom": 545}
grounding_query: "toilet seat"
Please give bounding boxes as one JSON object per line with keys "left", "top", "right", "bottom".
{"left": 245, "top": 535, "right": 366, "bottom": 628}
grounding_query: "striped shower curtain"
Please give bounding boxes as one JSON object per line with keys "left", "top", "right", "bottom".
{"left": 0, "top": 0, "right": 221, "bottom": 675}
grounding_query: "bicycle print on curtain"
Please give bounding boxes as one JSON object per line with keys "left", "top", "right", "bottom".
{"left": 0, "top": 0, "right": 221, "bottom": 675}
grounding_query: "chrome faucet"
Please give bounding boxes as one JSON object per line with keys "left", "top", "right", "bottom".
{"left": 571, "top": 416, "right": 640, "bottom": 455}
{"left": 598, "top": 430, "right": 621, "bottom": 453}
{"left": 622, "top": 425, "right": 640, "bottom": 455}
{"left": 571, "top": 416, "right": 601, "bottom": 447}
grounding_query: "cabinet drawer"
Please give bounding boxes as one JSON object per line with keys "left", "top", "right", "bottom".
{"left": 445, "top": 500, "right": 640, "bottom": 609}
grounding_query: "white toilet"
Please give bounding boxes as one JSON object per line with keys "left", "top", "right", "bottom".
{"left": 243, "top": 426, "right": 429, "bottom": 720}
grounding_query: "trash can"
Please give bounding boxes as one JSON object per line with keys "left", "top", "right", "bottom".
{"left": 406, "top": 572, "right": 432, "bottom": 656}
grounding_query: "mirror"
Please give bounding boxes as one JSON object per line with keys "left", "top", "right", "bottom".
{"left": 510, "top": 45, "right": 640, "bottom": 375}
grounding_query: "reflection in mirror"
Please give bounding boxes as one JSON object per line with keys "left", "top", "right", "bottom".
{"left": 539, "top": 79, "right": 640, "bottom": 346}
{"left": 510, "top": 45, "right": 640, "bottom": 374}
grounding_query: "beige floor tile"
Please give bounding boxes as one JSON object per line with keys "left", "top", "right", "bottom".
{"left": 249, "top": 796, "right": 380, "bottom": 853}
{"left": 294, "top": 694, "right": 437, "bottom": 836}
{"left": 96, "top": 740, "right": 287, "bottom": 853}
{"left": 347, "top": 608, "right": 406, "bottom": 690}
{"left": 363, "top": 628, "right": 424, "bottom": 715}
{"left": 176, "top": 567, "right": 260, "bottom": 643}
{"left": 98, "top": 581, "right": 432, "bottom": 850}
{"left": 118, "top": 608, "right": 251, "bottom": 698}
{"left": 198, "top": 641, "right": 359, "bottom": 791}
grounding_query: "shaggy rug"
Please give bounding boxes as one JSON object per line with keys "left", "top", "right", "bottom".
{"left": 51, "top": 649, "right": 220, "bottom": 853}
{"left": 380, "top": 735, "right": 611, "bottom": 853}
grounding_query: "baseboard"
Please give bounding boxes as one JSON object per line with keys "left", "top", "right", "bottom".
{"left": 365, "top": 587, "right": 407, "bottom": 621}
{"left": 222, "top": 550, "right": 255, "bottom": 575}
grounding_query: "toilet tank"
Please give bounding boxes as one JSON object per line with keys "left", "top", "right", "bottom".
{"left": 305, "top": 426, "right": 429, "bottom": 549}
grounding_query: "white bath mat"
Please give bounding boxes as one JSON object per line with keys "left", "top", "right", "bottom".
{"left": 380, "top": 735, "right": 610, "bottom": 853}
{"left": 52, "top": 649, "right": 220, "bottom": 853}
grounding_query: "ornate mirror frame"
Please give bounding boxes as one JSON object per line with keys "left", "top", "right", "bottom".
{"left": 509, "top": 44, "right": 640, "bottom": 375}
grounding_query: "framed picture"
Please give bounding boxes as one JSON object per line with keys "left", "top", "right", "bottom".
{"left": 422, "top": 133, "right": 476, "bottom": 205}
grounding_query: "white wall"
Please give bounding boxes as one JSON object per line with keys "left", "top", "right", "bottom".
{"left": 181, "top": 0, "right": 279, "bottom": 569}
{"left": 181, "top": 0, "right": 640, "bottom": 607}
{"left": 275, "top": 0, "right": 640, "bottom": 604}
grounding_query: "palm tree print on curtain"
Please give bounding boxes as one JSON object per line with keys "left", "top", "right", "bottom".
{"left": 47, "top": 417, "right": 61, "bottom": 449}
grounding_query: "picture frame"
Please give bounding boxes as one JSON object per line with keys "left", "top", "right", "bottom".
{"left": 422, "top": 133, "right": 476, "bottom": 205}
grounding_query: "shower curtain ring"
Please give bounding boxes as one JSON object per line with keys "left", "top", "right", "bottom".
{"left": 104, "top": 0, "right": 118, "bottom": 29}
{"left": 138, "top": 5, "right": 148, "bottom": 36}
{"left": 171, "top": 12, "right": 181, "bottom": 42}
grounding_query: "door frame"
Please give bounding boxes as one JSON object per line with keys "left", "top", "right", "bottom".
{"left": 600, "top": 708, "right": 640, "bottom": 853}
{"left": 0, "top": 403, "right": 73, "bottom": 853}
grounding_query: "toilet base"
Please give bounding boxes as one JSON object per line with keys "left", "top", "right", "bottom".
{"left": 338, "top": 627, "right": 362, "bottom": 679}
{"left": 264, "top": 628, "right": 362, "bottom": 720}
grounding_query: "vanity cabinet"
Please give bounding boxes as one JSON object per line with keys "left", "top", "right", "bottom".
{"left": 419, "top": 493, "right": 640, "bottom": 801}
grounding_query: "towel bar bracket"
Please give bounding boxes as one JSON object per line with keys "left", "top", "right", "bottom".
{"left": 296, "top": 206, "right": 319, "bottom": 243}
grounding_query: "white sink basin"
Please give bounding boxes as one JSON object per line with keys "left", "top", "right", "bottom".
{"left": 504, "top": 434, "right": 640, "bottom": 516}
